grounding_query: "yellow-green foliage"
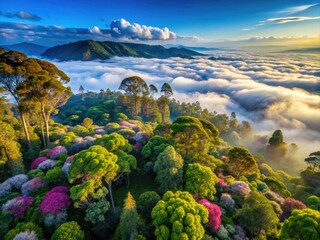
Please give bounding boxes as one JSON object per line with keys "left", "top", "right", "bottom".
{"left": 280, "top": 208, "right": 320, "bottom": 240}
{"left": 151, "top": 191, "right": 208, "bottom": 240}
{"left": 70, "top": 180, "right": 108, "bottom": 208}
{"left": 185, "top": 163, "right": 218, "bottom": 200}
{"left": 94, "top": 133, "right": 132, "bottom": 152}
{"left": 68, "top": 145, "right": 118, "bottom": 183}
{"left": 51, "top": 221, "right": 85, "bottom": 240}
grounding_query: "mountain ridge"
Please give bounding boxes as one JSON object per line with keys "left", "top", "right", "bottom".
{"left": 41, "top": 40, "right": 203, "bottom": 61}
{"left": 1, "top": 42, "right": 49, "bottom": 56}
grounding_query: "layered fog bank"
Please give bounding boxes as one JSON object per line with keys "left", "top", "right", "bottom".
{"left": 53, "top": 52, "right": 320, "bottom": 158}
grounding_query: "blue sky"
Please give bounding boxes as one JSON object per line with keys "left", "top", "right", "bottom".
{"left": 0, "top": 0, "right": 319, "bottom": 46}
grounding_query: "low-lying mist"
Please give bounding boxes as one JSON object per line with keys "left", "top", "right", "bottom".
{"left": 53, "top": 52, "right": 320, "bottom": 171}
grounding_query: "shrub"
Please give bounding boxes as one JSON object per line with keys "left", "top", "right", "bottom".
{"left": 51, "top": 221, "right": 85, "bottom": 240}
{"left": 44, "top": 167, "right": 64, "bottom": 185}
{"left": 27, "top": 169, "right": 44, "bottom": 178}
{"left": 85, "top": 198, "right": 110, "bottom": 224}
{"left": 220, "top": 193, "right": 235, "bottom": 209}
{"left": 48, "top": 146, "right": 68, "bottom": 160}
{"left": 199, "top": 198, "right": 222, "bottom": 233}
{"left": 39, "top": 186, "right": 70, "bottom": 215}
{"left": 137, "top": 191, "right": 161, "bottom": 220}
{"left": 21, "top": 177, "right": 46, "bottom": 196}
{"left": 37, "top": 160, "right": 57, "bottom": 171}
{"left": 0, "top": 181, "right": 13, "bottom": 198}
{"left": 228, "top": 181, "right": 251, "bottom": 197}
{"left": 44, "top": 211, "right": 68, "bottom": 228}
{"left": 5, "top": 222, "right": 43, "bottom": 240}
{"left": 31, "top": 157, "right": 47, "bottom": 169}
{"left": 13, "top": 231, "right": 38, "bottom": 240}
{"left": 6, "top": 174, "right": 29, "bottom": 189}
{"left": 2, "top": 196, "right": 34, "bottom": 217}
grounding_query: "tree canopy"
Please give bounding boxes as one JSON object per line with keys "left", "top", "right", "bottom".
{"left": 151, "top": 191, "right": 208, "bottom": 240}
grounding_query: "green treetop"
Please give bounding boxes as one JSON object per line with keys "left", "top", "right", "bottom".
{"left": 185, "top": 163, "right": 218, "bottom": 200}
{"left": 151, "top": 191, "right": 208, "bottom": 240}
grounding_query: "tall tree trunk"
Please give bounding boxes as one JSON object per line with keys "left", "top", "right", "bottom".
{"left": 2, "top": 146, "right": 11, "bottom": 169}
{"left": 40, "top": 103, "right": 50, "bottom": 148}
{"left": 107, "top": 182, "right": 116, "bottom": 212}
{"left": 20, "top": 113, "right": 31, "bottom": 149}
{"left": 40, "top": 123, "right": 46, "bottom": 148}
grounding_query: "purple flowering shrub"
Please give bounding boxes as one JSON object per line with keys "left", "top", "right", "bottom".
{"left": 71, "top": 136, "right": 96, "bottom": 152}
{"left": 31, "top": 157, "right": 47, "bottom": 169}
{"left": 220, "top": 193, "right": 235, "bottom": 209}
{"left": 61, "top": 162, "right": 71, "bottom": 176}
{"left": 2, "top": 196, "right": 34, "bottom": 217}
{"left": 39, "top": 186, "right": 71, "bottom": 215}
{"left": 21, "top": 177, "right": 46, "bottom": 196}
{"left": 7, "top": 174, "right": 29, "bottom": 189}
{"left": 227, "top": 181, "right": 251, "bottom": 197}
{"left": 0, "top": 181, "right": 12, "bottom": 198}
{"left": 48, "top": 146, "right": 68, "bottom": 159}
{"left": 37, "top": 160, "right": 57, "bottom": 171}
{"left": 199, "top": 198, "right": 222, "bottom": 233}
{"left": 0, "top": 174, "right": 29, "bottom": 198}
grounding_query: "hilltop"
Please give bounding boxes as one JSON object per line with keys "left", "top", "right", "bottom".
{"left": 42, "top": 40, "right": 203, "bottom": 61}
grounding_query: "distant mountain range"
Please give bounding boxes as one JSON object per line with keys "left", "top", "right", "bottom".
{"left": 41, "top": 40, "right": 203, "bottom": 61}
{"left": 279, "top": 48, "right": 320, "bottom": 54}
{"left": 1, "top": 42, "right": 49, "bottom": 56}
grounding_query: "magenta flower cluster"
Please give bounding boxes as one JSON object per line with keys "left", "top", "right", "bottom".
{"left": 39, "top": 186, "right": 71, "bottom": 215}
{"left": 199, "top": 198, "right": 222, "bottom": 233}
{"left": 2, "top": 196, "right": 34, "bottom": 217}
{"left": 48, "top": 146, "right": 68, "bottom": 159}
{"left": 31, "top": 157, "right": 47, "bottom": 169}
{"left": 21, "top": 177, "right": 46, "bottom": 196}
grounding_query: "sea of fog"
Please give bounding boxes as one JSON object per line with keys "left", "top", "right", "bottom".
{"left": 53, "top": 51, "right": 320, "bottom": 157}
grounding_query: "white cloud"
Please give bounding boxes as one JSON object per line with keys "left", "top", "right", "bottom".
{"left": 110, "top": 18, "right": 176, "bottom": 40}
{"left": 51, "top": 52, "right": 320, "bottom": 155}
{"left": 267, "top": 16, "right": 320, "bottom": 24}
{"left": 277, "top": 4, "right": 319, "bottom": 15}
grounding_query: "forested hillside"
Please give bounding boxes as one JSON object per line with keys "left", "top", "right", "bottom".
{"left": 0, "top": 49, "right": 319, "bottom": 240}
{"left": 42, "top": 40, "right": 202, "bottom": 61}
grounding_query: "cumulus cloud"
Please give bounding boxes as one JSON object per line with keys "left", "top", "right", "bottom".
{"left": 110, "top": 18, "right": 176, "bottom": 40}
{"left": 0, "top": 18, "right": 183, "bottom": 45}
{"left": 266, "top": 16, "right": 320, "bottom": 24}
{"left": 0, "top": 11, "right": 41, "bottom": 21}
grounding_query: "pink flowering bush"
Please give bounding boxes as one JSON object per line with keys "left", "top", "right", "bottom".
{"left": 228, "top": 181, "right": 251, "bottom": 197}
{"left": 48, "top": 146, "right": 68, "bottom": 159}
{"left": 2, "top": 196, "right": 34, "bottom": 217}
{"left": 31, "top": 157, "right": 47, "bottom": 169}
{"left": 199, "top": 198, "right": 222, "bottom": 233}
{"left": 21, "top": 177, "right": 46, "bottom": 196}
{"left": 220, "top": 193, "right": 235, "bottom": 209}
{"left": 39, "top": 186, "right": 70, "bottom": 215}
{"left": 217, "top": 178, "right": 228, "bottom": 187}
